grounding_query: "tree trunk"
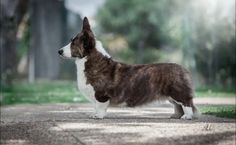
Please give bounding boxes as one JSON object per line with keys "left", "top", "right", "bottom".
{"left": 0, "top": 0, "right": 28, "bottom": 87}
{"left": 30, "top": 0, "right": 65, "bottom": 80}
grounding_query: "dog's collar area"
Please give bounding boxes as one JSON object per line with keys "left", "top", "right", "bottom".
{"left": 72, "top": 51, "right": 86, "bottom": 59}
{"left": 72, "top": 54, "right": 83, "bottom": 59}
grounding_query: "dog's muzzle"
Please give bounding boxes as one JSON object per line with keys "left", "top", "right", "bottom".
{"left": 58, "top": 49, "right": 63, "bottom": 55}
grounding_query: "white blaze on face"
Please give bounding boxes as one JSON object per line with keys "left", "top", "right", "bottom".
{"left": 60, "top": 43, "right": 72, "bottom": 58}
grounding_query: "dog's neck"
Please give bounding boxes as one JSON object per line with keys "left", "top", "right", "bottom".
{"left": 75, "top": 40, "right": 111, "bottom": 79}
{"left": 95, "top": 40, "right": 110, "bottom": 58}
{"left": 75, "top": 40, "right": 112, "bottom": 101}
{"left": 86, "top": 48, "right": 109, "bottom": 63}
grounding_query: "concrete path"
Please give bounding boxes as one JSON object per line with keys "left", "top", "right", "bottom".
{"left": 1, "top": 98, "right": 235, "bottom": 145}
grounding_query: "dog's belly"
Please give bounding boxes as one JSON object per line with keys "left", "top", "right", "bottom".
{"left": 108, "top": 82, "right": 166, "bottom": 107}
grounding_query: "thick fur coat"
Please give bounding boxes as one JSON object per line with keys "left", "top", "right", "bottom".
{"left": 58, "top": 17, "right": 199, "bottom": 120}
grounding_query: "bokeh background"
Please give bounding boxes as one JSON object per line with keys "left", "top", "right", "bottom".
{"left": 0, "top": 0, "right": 235, "bottom": 107}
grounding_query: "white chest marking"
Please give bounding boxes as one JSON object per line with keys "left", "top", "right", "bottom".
{"left": 75, "top": 40, "right": 110, "bottom": 104}
{"left": 75, "top": 58, "right": 95, "bottom": 103}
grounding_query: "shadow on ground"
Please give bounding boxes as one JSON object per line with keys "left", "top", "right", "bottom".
{"left": 1, "top": 102, "right": 236, "bottom": 145}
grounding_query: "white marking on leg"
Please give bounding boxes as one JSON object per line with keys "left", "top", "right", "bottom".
{"left": 181, "top": 106, "right": 193, "bottom": 120}
{"left": 94, "top": 100, "right": 110, "bottom": 119}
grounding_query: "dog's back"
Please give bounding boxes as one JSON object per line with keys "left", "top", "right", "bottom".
{"left": 85, "top": 53, "right": 193, "bottom": 107}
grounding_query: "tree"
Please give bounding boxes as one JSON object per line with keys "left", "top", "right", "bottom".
{"left": 0, "top": 0, "right": 28, "bottom": 87}
{"left": 97, "top": 0, "right": 235, "bottom": 87}
{"left": 97, "top": 0, "right": 185, "bottom": 63}
{"left": 190, "top": 0, "right": 236, "bottom": 86}
{"left": 30, "top": 0, "right": 66, "bottom": 80}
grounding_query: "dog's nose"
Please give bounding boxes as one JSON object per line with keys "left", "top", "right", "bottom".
{"left": 58, "top": 49, "right": 63, "bottom": 55}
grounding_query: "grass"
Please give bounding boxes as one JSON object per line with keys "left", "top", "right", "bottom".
{"left": 1, "top": 81, "right": 235, "bottom": 105}
{"left": 195, "top": 91, "right": 235, "bottom": 98}
{"left": 199, "top": 105, "right": 236, "bottom": 119}
{"left": 195, "top": 86, "right": 235, "bottom": 97}
{"left": 1, "top": 81, "right": 236, "bottom": 119}
{"left": 1, "top": 81, "right": 88, "bottom": 105}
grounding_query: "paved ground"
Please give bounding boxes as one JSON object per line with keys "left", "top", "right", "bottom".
{"left": 1, "top": 97, "right": 235, "bottom": 145}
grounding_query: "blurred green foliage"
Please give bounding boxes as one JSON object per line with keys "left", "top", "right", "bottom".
{"left": 97, "top": 0, "right": 184, "bottom": 48}
{"left": 1, "top": 81, "right": 235, "bottom": 119}
{"left": 97, "top": 0, "right": 236, "bottom": 88}
{"left": 200, "top": 105, "right": 236, "bottom": 119}
{"left": 116, "top": 47, "right": 163, "bottom": 64}
{"left": 1, "top": 81, "right": 87, "bottom": 105}
{"left": 195, "top": 85, "right": 235, "bottom": 97}
{"left": 1, "top": 81, "right": 234, "bottom": 106}
{"left": 195, "top": 91, "right": 235, "bottom": 98}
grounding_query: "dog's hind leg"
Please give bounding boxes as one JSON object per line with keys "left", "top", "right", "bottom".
{"left": 180, "top": 98, "right": 198, "bottom": 120}
{"left": 181, "top": 105, "right": 193, "bottom": 120}
{"left": 180, "top": 97, "right": 201, "bottom": 120}
{"left": 169, "top": 95, "right": 197, "bottom": 120}
{"left": 169, "top": 98, "right": 184, "bottom": 119}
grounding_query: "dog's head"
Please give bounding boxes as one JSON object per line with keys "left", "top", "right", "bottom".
{"left": 58, "top": 17, "right": 95, "bottom": 59}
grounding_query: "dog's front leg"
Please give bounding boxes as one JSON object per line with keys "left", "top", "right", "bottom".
{"left": 92, "top": 91, "right": 110, "bottom": 119}
{"left": 92, "top": 100, "right": 109, "bottom": 119}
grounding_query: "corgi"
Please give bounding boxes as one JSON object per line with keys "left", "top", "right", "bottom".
{"left": 58, "top": 17, "right": 200, "bottom": 120}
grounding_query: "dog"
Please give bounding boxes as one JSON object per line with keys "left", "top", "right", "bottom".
{"left": 58, "top": 17, "right": 200, "bottom": 120}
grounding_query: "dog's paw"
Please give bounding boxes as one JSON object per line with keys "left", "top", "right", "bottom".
{"left": 170, "top": 113, "right": 182, "bottom": 119}
{"left": 181, "top": 114, "right": 193, "bottom": 120}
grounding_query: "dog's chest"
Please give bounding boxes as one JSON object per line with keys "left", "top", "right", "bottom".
{"left": 75, "top": 58, "right": 95, "bottom": 103}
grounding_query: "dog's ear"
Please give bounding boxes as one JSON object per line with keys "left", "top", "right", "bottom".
{"left": 83, "top": 31, "right": 90, "bottom": 49}
{"left": 82, "top": 17, "right": 95, "bottom": 51}
{"left": 82, "top": 17, "right": 91, "bottom": 31}
{"left": 82, "top": 30, "right": 95, "bottom": 51}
